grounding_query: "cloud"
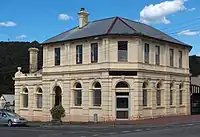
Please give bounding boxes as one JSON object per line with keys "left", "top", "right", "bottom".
{"left": 188, "top": 7, "right": 196, "bottom": 11}
{"left": 58, "top": 14, "right": 73, "bottom": 21}
{"left": 0, "top": 21, "right": 17, "bottom": 27}
{"left": 178, "top": 29, "right": 200, "bottom": 36}
{"left": 16, "top": 35, "right": 27, "bottom": 40}
{"left": 140, "top": 0, "right": 188, "bottom": 24}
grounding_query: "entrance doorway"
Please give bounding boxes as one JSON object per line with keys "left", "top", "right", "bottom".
{"left": 116, "top": 92, "right": 129, "bottom": 119}
{"left": 115, "top": 81, "right": 130, "bottom": 120}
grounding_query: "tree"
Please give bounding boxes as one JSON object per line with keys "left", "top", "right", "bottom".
{"left": 50, "top": 105, "right": 65, "bottom": 124}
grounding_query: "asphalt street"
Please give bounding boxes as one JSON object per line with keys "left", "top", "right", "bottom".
{"left": 0, "top": 123, "right": 200, "bottom": 137}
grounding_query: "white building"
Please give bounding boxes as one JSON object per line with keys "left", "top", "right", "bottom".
{"left": 14, "top": 8, "right": 192, "bottom": 122}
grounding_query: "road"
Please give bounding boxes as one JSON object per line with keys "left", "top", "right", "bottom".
{"left": 0, "top": 123, "right": 200, "bottom": 137}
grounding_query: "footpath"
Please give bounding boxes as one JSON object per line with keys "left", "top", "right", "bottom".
{"left": 28, "top": 115, "right": 200, "bottom": 129}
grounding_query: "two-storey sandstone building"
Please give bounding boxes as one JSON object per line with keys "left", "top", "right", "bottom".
{"left": 14, "top": 8, "right": 192, "bottom": 122}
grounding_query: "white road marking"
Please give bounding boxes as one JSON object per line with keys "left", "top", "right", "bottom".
{"left": 108, "top": 132, "right": 116, "bottom": 135}
{"left": 187, "top": 124, "right": 194, "bottom": 126}
{"left": 134, "top": 129, "right": 142, "bottom": 132}
{"left": 93, "top": 134, "right": 99, "bottom": 136}
{"left": 122, "top": 131, "right": 130, "bottom": 133}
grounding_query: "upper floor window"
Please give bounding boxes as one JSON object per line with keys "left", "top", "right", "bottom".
{"left": 91, "top": 43, "right": 98, "bottom": 63}
{"left": 55, "top": 48, "right": 60, "bottom": 66}
{"left": 179, "top": 51, "right": 182, "bottom": 68}
{"left": 144, "top": 43, "right": 149, "bottom": 63}
{"left": 155, "top": 46, "right": 160, "bottom": 65}
{"left": 169, "top": 49, "right": 174, "bottom": 67}
{"left": 76, "top": 45, "right": 82, "bottom": 64}
{"left": 118, "top": 41, "right": 128, "bottom": 62}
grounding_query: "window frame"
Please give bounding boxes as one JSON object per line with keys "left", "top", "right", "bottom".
{"left": 142, "top": 82, "right": 148, "bottom": 107}
{"left": 179, "top": 84, "right": 183, "bottom": 105}
{"left": 76, "top": 45, "right": 83, "bottom": 64}
{"left": 92, "top": 82, "right": 101, "bottom": 106}
{"left": 169, "top": 48, "right": 174, "bottom": 67}
{"left": 22, "top": 88, "right": 28, "bottom": 108}
{"left": 169, "top": 83, "right": 173, "bottom": 106}
{"left": 118, "top": 41, "right": 128, "bottom": 62}
{"left": 91, "top": 43, "right": 98, "bottom": 63}
{"left": 36, "top": 88, "right": 42, "bottom": 109}
{"left": 144, "top": 43, "right": 150, "bottom": 63}
{"left": 155, "top": 45, "right": 160, "bottom": 65}
{"left": 179, "top": 50, "right": 183, "bottom": 68}
{"left": 54, "top": 48, "right": 61, "bottom": 66}
{"left": 156, "top": 83, "right": 162, "bottom": 106}
{"left": 74, "top": 83, "right": 82, "bottom": 106}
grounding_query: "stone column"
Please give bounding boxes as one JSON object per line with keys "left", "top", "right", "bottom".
{"left": 164, "top": 82, "right": 170, "bottom": 115}
{"left": 151, "top": 82, "right": 156, "bottom": 118}
{"left": 63, "top": 80, "right": 71, "bottom": 121}
{"left": 82, "top": 80, "right": 89, "bottom": 122}
{"left": 14, "top": 86, "right": 21, "bottom": 114}
{"left": 133, "top": 80, "right": 143, "bottom": 119}
{"left": 175, "top": 83, "right": 180, "bottom": 114}
{"left": 28, "top": 86, "right": 34, "bottom": 121}
{"left": 101, "top": 76, "right": 112, "bottom": 121}
{"left": 42, "top": 82, "right": 51, "bottom": 121}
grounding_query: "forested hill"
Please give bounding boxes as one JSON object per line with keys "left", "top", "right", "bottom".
{"left": 0, "top": 41, "right": 43, "bottom": 96}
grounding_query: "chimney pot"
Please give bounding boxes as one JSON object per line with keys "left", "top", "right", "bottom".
{"left": 78, "top": 8, "right": 89, "bottom": 28}
{"left": 28, "top": 47, "right": 39, "bottom": 73}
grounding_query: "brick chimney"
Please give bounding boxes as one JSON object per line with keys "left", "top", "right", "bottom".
{"left": 28, "top": 47, "right": 38, "bottom": 73}
{"left": 78, "top": 8, "right": 89, "bottom": 28}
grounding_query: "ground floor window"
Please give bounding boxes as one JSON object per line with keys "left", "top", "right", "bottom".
{"left": 143, "top": 82, "right": 148, "bottom": 106}
{"left": 74, "top": 83, "right": 82, "bottom": 106}
{"left": 36, "top": 88, "right": 42, "bottom": 108}
{"left": 22, "top": 88, "right": 28, "bottom": 108}
{"left": 93, "top": 82, "right": 101, "bottom": 106}
{"left": 54, "top": 86, "right": 62, "bottom": 106}
{"left": 156, "top": 82, "right": 162, "bottom": 106}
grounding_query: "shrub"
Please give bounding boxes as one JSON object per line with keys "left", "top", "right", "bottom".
{"left": 50, "top": 105, "right": 65, "bottom": 123}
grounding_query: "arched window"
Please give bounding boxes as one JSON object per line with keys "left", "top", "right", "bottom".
{"left": 143, "top": 82, "right": 148, "bottom": 106}
{"left": 22, "top": 88, "right": 28, "bottom": 108}
{"left": 54, "top": 86, "right": 62, "bottom": 106}
{"left": 179, "top": 83, "right": 183, "bottom": 105}
{"left": 93, "top": 82, "right": 101, "bottom": 106}
{"left": 170, "top": 83, "right": 173, "bottom": 105}
{"left": 156, "top": 82, "right": 162, "bottom": 106}
{"left": 36, "top": 88, "right": 42, "bottom": 108}
{"left": 116, "top": 81, "right": 129, "bottom": 88}
{"left": 74, "top": 83, "right": 82, "bottom": 106}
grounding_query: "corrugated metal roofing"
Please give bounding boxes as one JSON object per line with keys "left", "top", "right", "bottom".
{"left": 43, "top": 17, "right": 191, "bottom": 49}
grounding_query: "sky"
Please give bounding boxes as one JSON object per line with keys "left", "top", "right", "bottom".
{"left": 0, "top": 0, "right": 199, "bottom": 55}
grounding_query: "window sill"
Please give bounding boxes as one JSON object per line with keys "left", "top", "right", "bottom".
{"left": 179, "top": 105, "right": 186, "bottom": 108}
{"left": 143, "top": 106, "right": 152, "bottom": 110}
{"left": 156, "top": 106, "right": 165, "bottom": 109}
{"left": 170, "top": 105, "right": 176, "bottom": 108}
{"left": 20, "top": 108, "right": 28, "bottom": 110}
{"left": 70, "top": 106, "right": 83, "bottom": 109}
{"left": 33, "top": 108, "right": 42, "bottom": 111}
{"left": 89, "top": 106, "right": 102, "bottom": 110}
